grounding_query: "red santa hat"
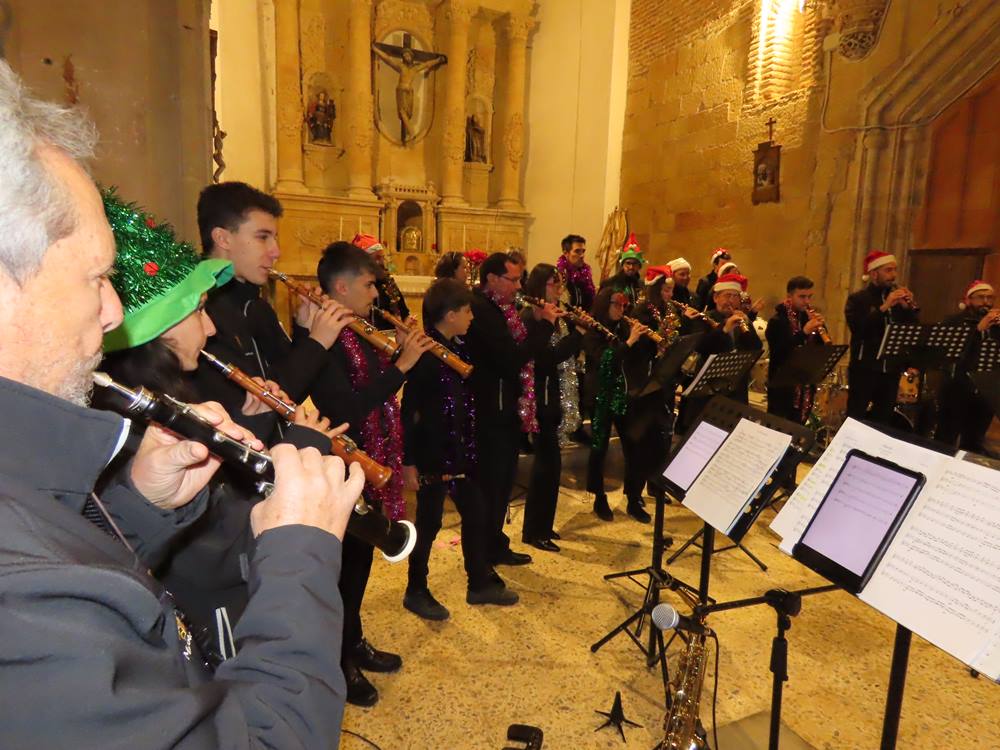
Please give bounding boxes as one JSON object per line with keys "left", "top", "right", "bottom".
{"left": 713, "top": 273, "right": 748, "bottom": 294}
{"left": 861, "top": 250, "right": 896, "bottom": 281}
{"left": 667, "top": 257, "right": 691, "bottom": 273}
{"left": 717, "top": 261, "right": 739, "bottom": 277}
{"left": 644, "top": 264, "right": 674, "bottom": 286}
{"left": 352, "top": 233, "right": 385, "bottom": 255}
{"left": 711, "top": 247, "right": 731, "bottom": 265}
{"left": 958, "top": 279, "right": 994, "bottom": 310}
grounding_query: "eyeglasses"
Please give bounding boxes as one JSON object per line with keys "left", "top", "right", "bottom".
{"left": 501, "top": 275, "right": 521, "bottom": 283}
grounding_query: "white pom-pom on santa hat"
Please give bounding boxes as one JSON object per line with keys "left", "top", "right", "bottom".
{"left": 958, "top": 280, "right": 994, "bottom": 310}
{"left": 861, "top": 250, "right": 896, "bottom": 282}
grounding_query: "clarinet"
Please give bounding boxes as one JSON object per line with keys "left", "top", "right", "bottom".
{"left": 515, "top": 293, "right": 620, "bottom": 342}
{"left": 93, "top": 372, "right": 416, "bottom": 563}
{"left": 623, "top": 315, "right": 665, "bottom": 345}
{"left": 199, "top": 350, "right": 393, "bottom": 489}
{"left": 270, "top": 270, "right": 400, "bottom": 358}
{"left": 374, "top": 309, "right": 474, "bottom": 379}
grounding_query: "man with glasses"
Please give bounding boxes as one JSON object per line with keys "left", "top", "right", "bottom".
{"left": 465, "top": 252, "right": 560, "bottom": 568}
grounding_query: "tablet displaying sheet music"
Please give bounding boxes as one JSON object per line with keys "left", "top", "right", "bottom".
{"left": 660, "top": 421, "right": 729, "bottom": 497}
{"left": 793, "top": 450, "right": 925, "bottom": 594}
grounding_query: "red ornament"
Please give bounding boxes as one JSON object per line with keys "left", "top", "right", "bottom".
{"left": 143, "top": 261, "right": 159, "bottom": 276}
{"left": 145, "top": 217, "right": 157, "bottom": 229}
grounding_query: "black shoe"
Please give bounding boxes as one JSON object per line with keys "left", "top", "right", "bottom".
{"left": 626, "top": 502, "right": 651, "bottom": 524}
{"left": 570, "top": 427, "right": 591, "bottom": 444}
{"left": 467, "top": 582, "right": 519, "bottom": 606}
{"left": 528, "top": 539, "right": 560, "bottom": 552}
{"left": 403, "top": 588, "right": 450, "bottom": 621}
{"left": 593, "top": 493, "right": 613, "bottom": 522}
{"left": 495, "top": 550, "right": 532, "bottom": 566}
{"left": 351, "top": 639, "right": 402, "bottom": 673}
{"left": 344, "top": 661, "right": 379, "bottom": 707}
{"left": 549, "top": 531, "right": 562, "bottom": 540}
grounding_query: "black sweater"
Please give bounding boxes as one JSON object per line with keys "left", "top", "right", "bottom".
{"left": 522, "top": 314, "right": 582, "bottom": 423}
{"left": 844, "top": 283, "right": 919, "bottom": 371}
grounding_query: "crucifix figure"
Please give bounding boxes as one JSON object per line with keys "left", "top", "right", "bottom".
{"left": 372, "top": 34, "right": 447, "bottom": 143}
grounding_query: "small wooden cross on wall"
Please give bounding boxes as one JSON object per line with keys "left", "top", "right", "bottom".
{"left": 766, "top": 117, "right": 777, "bottom": 144}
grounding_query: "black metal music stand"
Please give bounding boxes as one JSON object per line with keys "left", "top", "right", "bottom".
{"left": 768, "top": 344, "right": 848, "bottom": 390}
{"left": 877, "top": 323, "right": 970, "bottom": 371}
{"left": 638, "top": 333, "right": 704, "bottom": 397}
{"left": 974, "top": 337, "right": 1000, "bottom": 373}
{"left": 682, "top": 349, "right": 762, "bottom": 399}
{"left": 659, "top": 398, "right": 814, "bottom": 580}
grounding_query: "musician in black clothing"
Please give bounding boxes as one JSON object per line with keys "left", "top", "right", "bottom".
{"left": 310, "top": 242, "right": 434, "bottom": 708}
{"left": 401, "top": 280, "right": 518, "bottom": 621}
{"left": 667, "top": 257, "right": 694, "bottom": 306}
{"left": 692, "top": 247, "right": 731, "bottom": 311}
{"left": 844, "top": 251, "right": 919, "bottom": 425}
{"left": 520, "top": 265, "right": 583, "bottom": 551}
{"left": 766, "top": 276, "right": 828, "bottom": 424}
{"left": 558, "top": 233, "right": 596, "bottom": 312}
{"left": 598, "top": 232, "right": 645, "bottom": 306}
{"left": 935, "top": 280, "right": 999, "bottom": 453}
{"left": 193, "top": 182, "right": 350, "bottom": 423}
{"left": 465, "top": 252, "right": 560, "bottom": 567}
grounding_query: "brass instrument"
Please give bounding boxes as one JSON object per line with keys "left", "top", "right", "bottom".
{"left": 199, "top": 350, "right": 393, "bottom": 488}
{"left": 374, "top": 309, "right": 474, "bottom": 378}
{"left": 806, "top": 305, "right": 834, "bottom": 345}
{"left": 656, "top": 632, "right": 711, "bottom": 749}
{"left": 270, "top": 270, "right": 400, "bottom": 358}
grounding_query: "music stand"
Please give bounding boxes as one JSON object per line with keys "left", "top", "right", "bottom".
{"left": 768, "top": 344, "right": 847, "bottom": 390}
{"left": 970, "top": 372, "right": 1000, "bottom": 422}
{"left": 878, "top": 323, "right": 971, "bottom": 371}
{"left": 683, "top": 349, "right": 762, "bottom": 398}
{"left": 975, "top": 337, "right": 1000, "bottom": 373}
{"left": 638, "top": 333, "right": 704, "bottom": 397}
{"left": 876, "top": 323, "right": 924, "bottom": 363}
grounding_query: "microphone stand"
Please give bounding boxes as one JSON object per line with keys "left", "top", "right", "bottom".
{"left": 695, "top": 585, "right": 837, "bottom": 750}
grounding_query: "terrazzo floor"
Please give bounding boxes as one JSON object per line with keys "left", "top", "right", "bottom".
{"left": 340, "top": 439, "right": 1000, "bottom": 750}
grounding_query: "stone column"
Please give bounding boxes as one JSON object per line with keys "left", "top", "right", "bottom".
{"left": 440, "top": 0, "right": 476, "bottom": 206}
{"left": 274, "top": 0, "right": 305, "bottom": 192}
{"left": 346, "top": 0, "right": 375, "bottom": 198}
{"left": 496, "top": 13, "right": 534, "bottom": 210}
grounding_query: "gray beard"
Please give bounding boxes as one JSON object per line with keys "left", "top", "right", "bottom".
{"left": 56, "top": 351, "right": 103, "bottom": 407}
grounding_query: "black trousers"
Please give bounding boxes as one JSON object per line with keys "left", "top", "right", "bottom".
{"left": 522, "top": 414, "right": 561, "bottom": 542}
{"left": 475, "top": 421, "right": 519, "bottom": 563}
{"left": 408, "top": 478, "right": 491, "bottom": 591}
{"left": 766, "top": 386, "right": 814, "bottom": 425}
{"left": 339, "top": 531, "right": 374, "bottom": 659}
{"left": 936, "top": 377, "right": 994, "bottom": 453}
{"left": 847, "top": 364, "right": 897, "bottom": 425}
{"left": 587, "top": 409, "right": 645, "bottom": 501}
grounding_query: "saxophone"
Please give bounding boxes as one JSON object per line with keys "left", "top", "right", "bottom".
{"left": 656, "top": 633, "right": 711, "bottom": 750}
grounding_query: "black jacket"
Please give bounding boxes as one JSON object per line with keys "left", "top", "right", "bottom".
{"left": 941, "top": 309, "right": 1000, "bottom": 377}
{"left": 465, "top": 290, "right": 553, "bottom": 429}
{"left": 765, "top": 303, "right": 824, "bottom": 378}
{"left": 401, "top": 331, "right": 476, "bottom": 474}
{"left": 523, "top": 314, "right": 582, "bottom": 423}
{"left": 844, "top": 283, "right": 919, "bottom": 371}
{"left": 373, "top": 274, "right": 411, "bottom": 329}
{"left": 564, "top": 268, "right": 596, "bottom": 312}
{"left": 673, "top": 284, "right": 692, "bottom": 306}
{"left": 195, "top": 278, "right": 328, "bottom": 420}
{"left": 693, "top": 271, "right": 717, "bottom": 311}
{"left": 696, "top": 310, "right": 763, "bottom": 356}
{"left": 0, "top": 376, "right": 346, "bottom": 748}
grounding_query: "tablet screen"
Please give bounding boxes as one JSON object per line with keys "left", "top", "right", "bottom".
{"left": 662, "top": 421, "right": 728, "bottom": 493}
{"left": 799, "top": 453, "right": 922, "bottom": 576}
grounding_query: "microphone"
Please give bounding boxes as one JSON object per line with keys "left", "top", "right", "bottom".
{"left": 651, "top": 603, "right": 710, "bottom": 636}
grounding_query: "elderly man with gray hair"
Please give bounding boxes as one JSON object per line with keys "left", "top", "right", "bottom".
{"left": 0, "top": 61, "right": 359, "bottom": 748}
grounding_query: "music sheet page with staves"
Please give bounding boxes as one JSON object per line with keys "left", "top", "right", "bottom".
{"left": 662, "top": 420, "right": 729, "bottom": 493}
{"left": 860, "top": 458, "right": 1000, "bottom": 680}
{"left": 771, "top": 418, "right": 950, "bottom": 553}
{"left": 683, "top": 418, "right": 791, "bottom": 535}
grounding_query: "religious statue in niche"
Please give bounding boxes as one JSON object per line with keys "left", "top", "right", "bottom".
{"left": 372, "top": 32, "right": 447, "bottom": 144}
{"left": 752, "top": 117, "right": 781, "bottom": 205}
{"left": 305, "top": 90, "right": 336, "bottom": 145}
{"left": 400, "top": 225, "right": 422, "bottom": 253}
{"left": 465, "top": 114, "right": 487, "bottom": 163}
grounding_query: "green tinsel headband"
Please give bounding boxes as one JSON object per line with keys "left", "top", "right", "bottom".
{"left": 101, "top": 187, "right": 233, "bottom": 353}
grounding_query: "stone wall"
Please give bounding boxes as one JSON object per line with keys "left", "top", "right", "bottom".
{"left": 619, "top": 0, "right": 1000, "bottom": 336}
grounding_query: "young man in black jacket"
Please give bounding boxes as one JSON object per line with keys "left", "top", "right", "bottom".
{"left": 693, "top": 247, "right": 731, "bottom": 311}
{"left": 766, "top": 276, "right": 828, "bottom": 424}
{"left": 193, "top": 182, "right": 349, "bottom": 422}
{"left": 401, "top": 279, "right": 518, "bottom": 620}
{"left": 0, "top": 61, "right": 361, "bottom": 748}
{"left": 465, "top": 252, "right": 560, "bottom": 567}
{"left": 935, "top": 280, "right": 999, "bottom": 452}
{"left": 844, "top": 251, "right": 919, "bottom": 425}
{"left": 310, "top": 241, "right": 434, "bottom": 707}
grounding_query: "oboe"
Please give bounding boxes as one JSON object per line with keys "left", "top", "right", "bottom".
{"left": 806, "top": 305, "right": 834, "bottom": 345}
{"left": 374, "top": 309, "right": 474, "bottom": 379}
{"left": 670, "top": 300, "right": 720, "bottom": 329}
{"left": 623, "top": 315, "right": 664, "bottom": 345}
{"left": 514, "top": 293, "right": 620, "bottom": 342}
{"left": 93, "top": 372, "right": 416, "bottom": 562}
{"left": 199, "top": 350, "right": 393, "bottom": 489}
{"left": 270, "top": 270, "right": 400, "bottom": 357}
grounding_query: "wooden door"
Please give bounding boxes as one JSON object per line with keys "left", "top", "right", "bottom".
{"left": 908, "top": 248, "right": 990, "bottom": 324}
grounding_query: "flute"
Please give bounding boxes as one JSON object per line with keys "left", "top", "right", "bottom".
{"left": 199, "top": 350, "right": 393, "bottom": 488}
{"left": 374, "top": 309, "right": 474, "bottom": 379}
{"left": 270, "top": 270, "right": 400, "bottom": 357}
{"left": 515, "top": 293, "right": 620, "bottom": 342}
{"left": 93, "top": 372, "right": 416, "bottom": 563}
{"left": 806, "top": 306, "right": 834, "bottom": 345}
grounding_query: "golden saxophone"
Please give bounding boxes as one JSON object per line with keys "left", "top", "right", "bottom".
{"left": 656, "top": 633, "right": 711, "bottom": 750}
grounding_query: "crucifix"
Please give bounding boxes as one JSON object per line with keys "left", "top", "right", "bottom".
{"left": 766, "top": 117, "right": 777, "bottom": 143}
{"left": 372, "top": 34, "right": 447, "bottom": 143}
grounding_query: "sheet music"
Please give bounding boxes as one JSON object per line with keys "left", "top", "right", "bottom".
{"left": 683, "top": 418, "right": 791, "bottom": 535}
{"left": 681, "top": 354, "right": 716, "bottom": 397}
{"left": 771, "top": 418, "right": 950, "bottom": 552}
{"left": 859, "top": 458, "right": 1000, "bottom": 680}
{"left": 661, "top": 421, "right": 729, "bottom": 493}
